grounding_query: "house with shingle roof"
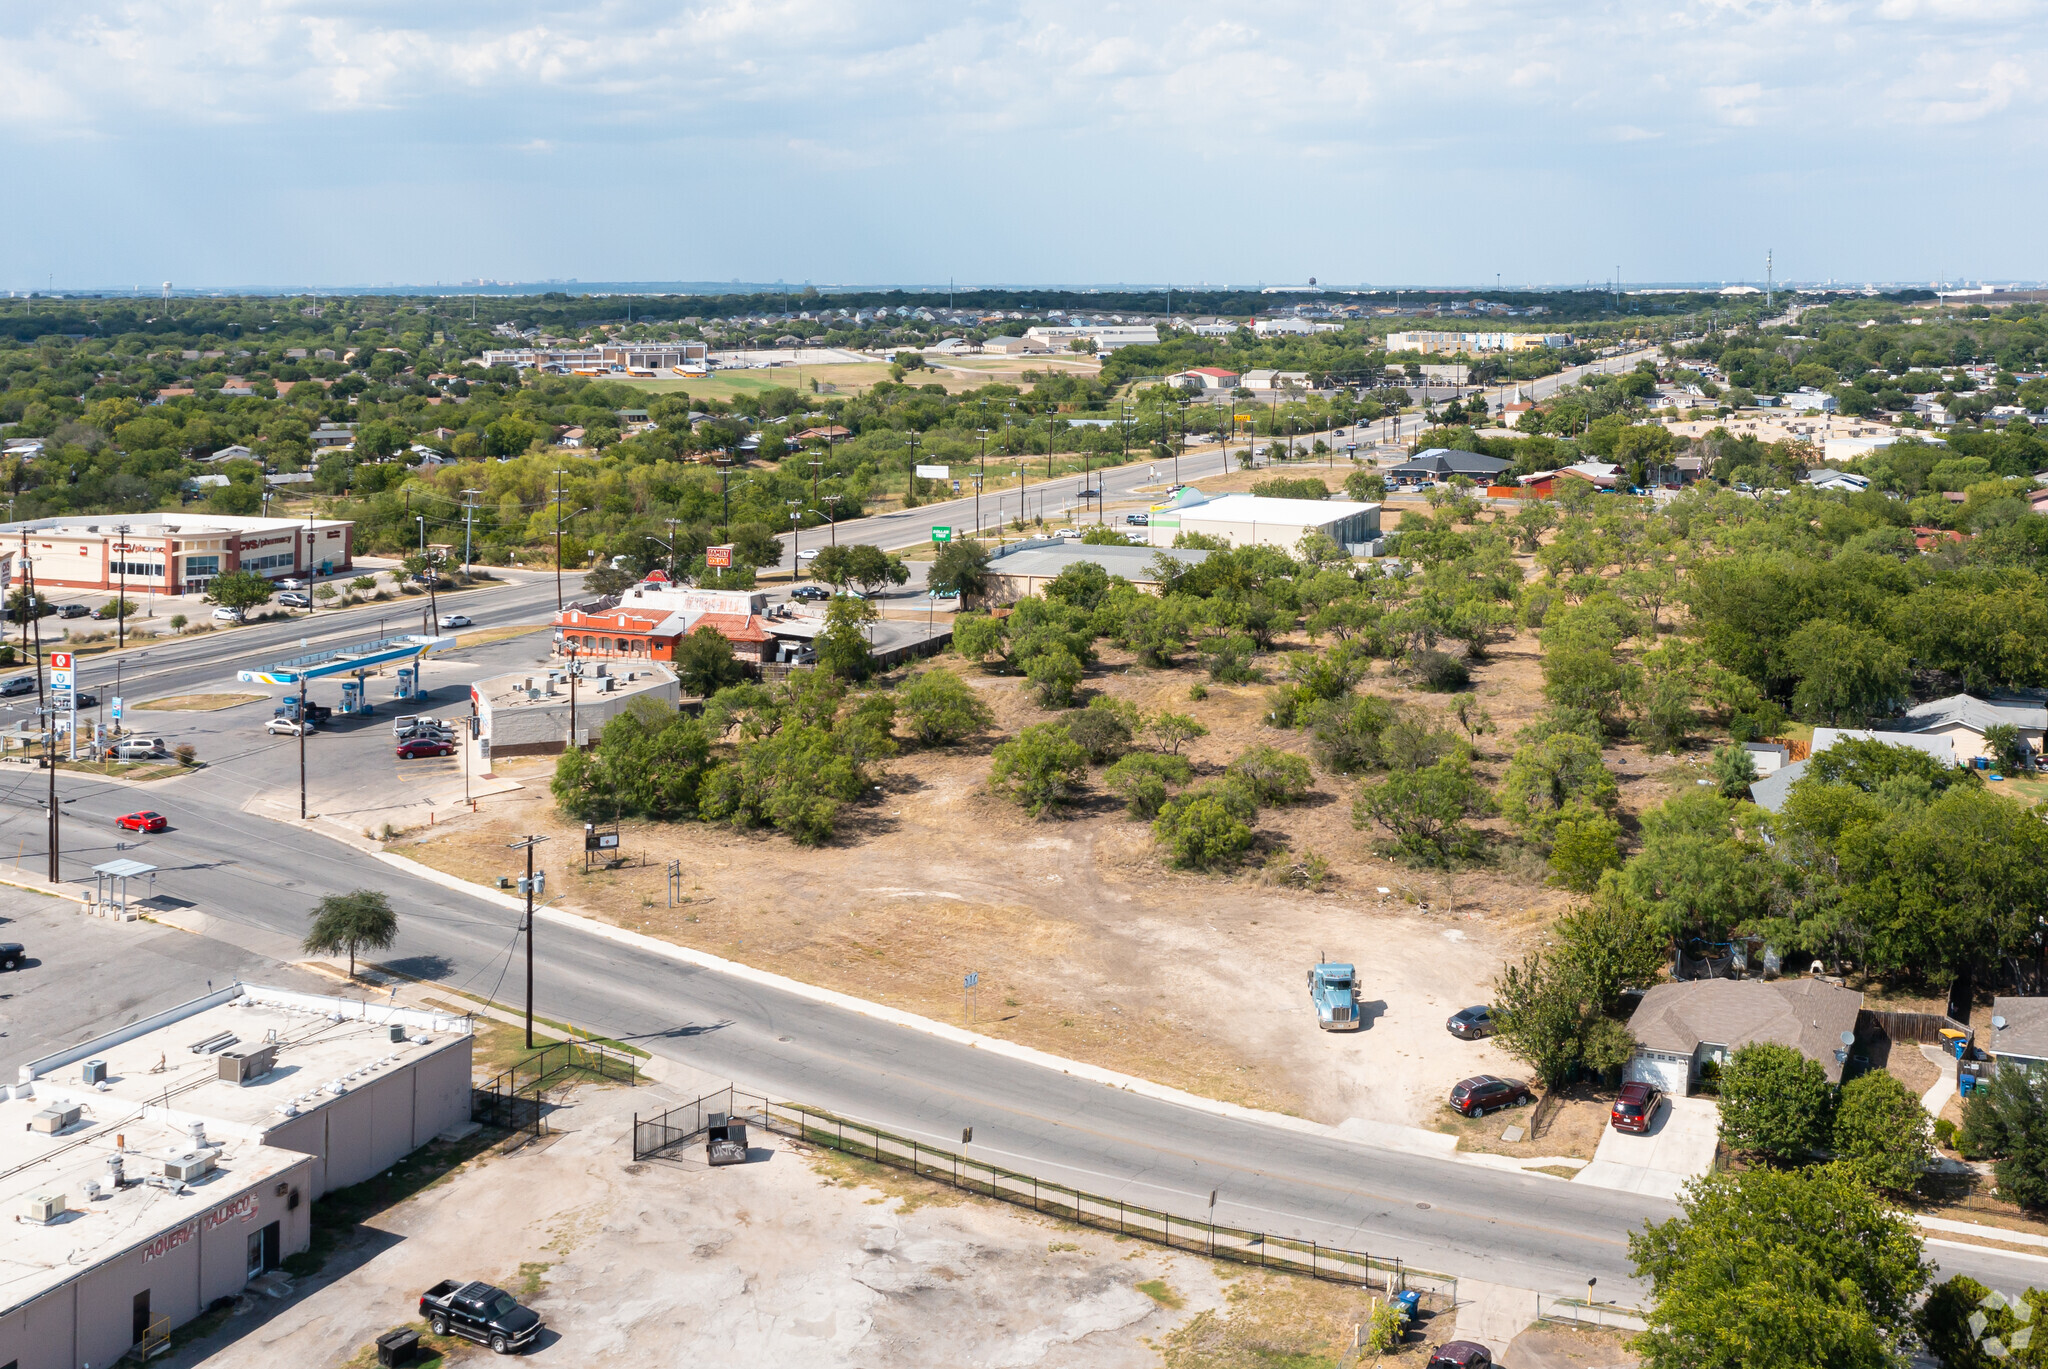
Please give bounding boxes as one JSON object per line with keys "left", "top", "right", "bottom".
{"left": 1894, "top": 691, "right": 2048, "bottom": 767}
{"left": 1623, "top": 977, "right": 1864, "bottom": 1095}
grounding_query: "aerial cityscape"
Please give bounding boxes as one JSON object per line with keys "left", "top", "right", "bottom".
{"left": 1, "top": 4, "right": 2045, "bottom": 1369}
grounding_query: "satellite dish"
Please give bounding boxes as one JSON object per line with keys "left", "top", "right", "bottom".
{"left": 1994, "top": 1015, "right": 2009, "bottom": 1030}
{"left": 1840, "top": 1030, "right": 1856, "bottom": 1047}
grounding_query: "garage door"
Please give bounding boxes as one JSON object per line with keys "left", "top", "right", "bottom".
{"left": 1626, "top": 1051, "right": 1692, "bottom": 1095}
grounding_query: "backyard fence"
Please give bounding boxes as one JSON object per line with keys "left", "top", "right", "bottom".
{"left": 1860, "top": 1009, "right": 1970, "bottom": 1044}
{"left": 473, "top": 1038, "right": 638, "bottom": 1137}
{"left": 632, "top": 1091, "right": 1456, "bottom": 1299}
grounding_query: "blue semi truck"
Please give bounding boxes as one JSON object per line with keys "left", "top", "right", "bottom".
{"left": 1307, "top": 961, "right": 1361, "bottom": 1030}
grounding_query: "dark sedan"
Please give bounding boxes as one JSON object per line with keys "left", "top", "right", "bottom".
{"left": 1445, "top": 1005, "right": 1494, "bottom": 1039}
{"left": 1449, "top": 1075, "right": 1532, "bottom": 1118}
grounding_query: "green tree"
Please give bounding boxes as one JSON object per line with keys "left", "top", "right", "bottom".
{"left": 206, "top": 568, "right": 275, "bottom": 617}
{"left": 930, "top": 537, "right": 995, "bottom": 598}
{"left": 989, "top": 722, "right": 1089, "bottom": 817}
{"left": 1148, "top": 711, "right": 1208, "bottom": 754}
{"left": 1781, "top": 619, "right": 1910, "bottom": 725}
{"left": 1025, "top": 645, "right": 1084, "bottom": 707}
{"left": 1500, "top": 731, "right": 1617, "bottom": 842}
{"left": 1718, "top": 1042, "right": 1835, "bottom": 1161}
{"left": 1490, "top": 950, "right": 1635, "bottom": 1090}
{"left": 1064, "top": 697, "right": 1135, "bottom": 760}
{"left": 898, "top": 668, "right": 993, "bottom": 745}
{"left": 1959, "top": 1061, "right": 2048, "bottom": 1209}
{"left": 1552, "top": 896, "right": 1667, "bottom": 1015}
{"left": 1832, "top": 1071, "right": 1933, "bottom": 1196}
{"left": 552, "top": 699, "right": 713, "bottom": 821}
{"left": 1629, "top": 1165, "right": 1930, "bottom": 1369}
{"left": 1103, "top": 752, "right": 1192, "bottom": 818}
{"left": 301, "top": 889, "right": 399, "bottom": 980}
{"left": 951, "top": 612, "right": 1009, "bottom": 666}
{"left": 672, "top": 625, "right": 744, "bottom": 697}
{"left": 1918, "top": 1275, "right": 2048, "bottom": 1369}
{"left": 1711, "top": 742, "right": 1758, "bottom": 798}
{"left": 1984, "top": 721, "right": 2029, "bottom": 774}
{"left": 1547, "top": 805, "right": 1625, "bottom": 892}
{"left": 1353, "top": 757, "right": 1495, "bottom": 870}
{"left": 1618, "top": 791, "right": 1768, "bottom": 941}
{"left": 1225, "top": 745, "right": 1313, "bottom": 805}
{"left": 817, "top": 595, "right": 878, "bottom": 680}
{"left": 1153, "top": 782, "right": 1257, "bottom": 869}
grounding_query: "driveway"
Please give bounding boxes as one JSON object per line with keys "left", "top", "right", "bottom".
{"left": 1573, "top": 1095, "right": 1719, "bottom": 1201}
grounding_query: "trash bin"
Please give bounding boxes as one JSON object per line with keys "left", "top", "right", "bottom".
{"left": 1940, "top": 1027, "right": 1972, "bottom": 1061}
{"left": 1393, "top": 1289, "right": 1421, "bottom": 1321}
{"left": 376, "top": 1328, "right": 420, "bottom": 1367}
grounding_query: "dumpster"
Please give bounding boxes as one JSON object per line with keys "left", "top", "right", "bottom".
{"left": 376, "top": 1328, "right": 420, "bottom": 1367}
{"left": 707, "top": 1112, "right": 749, "bottom": 1166}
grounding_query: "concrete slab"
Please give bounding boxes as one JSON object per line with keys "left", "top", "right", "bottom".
{"left": 1455, "top": 1279, "right": 1540, "bottom": 1356}
{"left": 1574, "top": 1096, "right": 1718, "bottom": 1201}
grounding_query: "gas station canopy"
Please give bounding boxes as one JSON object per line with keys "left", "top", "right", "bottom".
{"left": 237, "top": 633, "right": 450, "bottom": 686}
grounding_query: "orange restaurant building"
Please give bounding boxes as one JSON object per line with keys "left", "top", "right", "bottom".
{"left": 554, "top": 577, "right": 778, "bottom": 664}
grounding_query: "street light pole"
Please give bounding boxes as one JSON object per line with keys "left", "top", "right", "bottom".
{"left": 297, "top": 675, "right": 308, "bottom": 820}
{"left": 114, "top": 522, "right": 128, "bottom": 650}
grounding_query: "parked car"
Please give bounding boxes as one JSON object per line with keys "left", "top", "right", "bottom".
{"left": 212, "top": 606, "right": 244, "bottom": 622}
{"left": 56, "top": 604, "right": 90, "bottom": 619}
{"left": 115, "top": 811, "right": 167, "bottom": 833}
{"left": 391, "top": 714, "right": 447, "bottom": 738}
{"left": 0, "top": 942, "right": 22, "bottom": 971}
{"left": 439, "top": 613, "right": 473, "bottom": 628}
{"left": 0, "top": 675, "right": 35, "bottom": 697}
{"left": 274, "top": 699, "right": 333, "bottom": 723}
{"left": 1445, "top": 1005, "right": 1495, "bottom": 1039}
{"left": 74, "top": 691, "right": 99, "bottom": 709}
{"left": 266, "top": 716, "right": 314, "bottom": 736}
{"left": 789, "top": 585, "right": 829, "bottom": 602}
{"left": 103, "top": 737, "right": 164, "bottom": 760}
{"left": 418, "top": 1280, "right": 543, "bottom": 1355}
{"left": 277, "top": 591, "right": 312, "bottom": 608}
{"left": 276, "top": 577, "right": 308, "bottom": 591}
{"left": 1449, "top": 1075, "right": 1532, "bottom": 1118}
{"left": 1427, "top": 1342, "right": 1494, "bottom": 1369}
{"left": 1610, "top": 1081, "right": 1663, "bottom": 1134}
{"left": 396, "top": 737, "right": 455, "bottom": 759}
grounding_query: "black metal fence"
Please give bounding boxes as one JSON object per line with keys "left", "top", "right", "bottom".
{"left": 474, "top": 1039, "right": 639, "bottom": 1137}
{"left": 633, "top": 1090, "right": 1455, "bottom": 1298}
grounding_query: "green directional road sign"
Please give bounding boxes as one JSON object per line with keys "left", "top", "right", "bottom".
{"left": 931, "top": 526, "right": 952, "bottom": 543}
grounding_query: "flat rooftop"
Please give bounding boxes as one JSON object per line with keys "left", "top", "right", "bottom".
{"left": 0, "top": 513, "right": 349, "bottom": 537}
{"left": 987, "top": 540, "right": 1209, "bottom": 581}
{"left": 1179, "top": 494, "right": 1380, "bottom": 522}
{"left": 476, "top": 661, "right": 677, "bottom": 712}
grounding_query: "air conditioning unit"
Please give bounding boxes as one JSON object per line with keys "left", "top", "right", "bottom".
{"left": 217, "top": 1045, "right": 278, "bottom": 1084}
{"left": 81, "top": 1059, "right": 107, "bottom": 1086}
{"left": 22, "top": 1193, "right": 65, "bottom": 1224}
{"left": 30, "top": 1105, "right": 80, "bottom": 1134}
{"left": 163, "top": 1151, "right": 216, "bottom": 1183}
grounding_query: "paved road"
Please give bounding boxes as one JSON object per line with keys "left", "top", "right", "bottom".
{"left": 0, "top": 764, "right": 2039, "bottom": 1303}
{"left": 765, "top": 346, "right": 1664, "bottom": 571}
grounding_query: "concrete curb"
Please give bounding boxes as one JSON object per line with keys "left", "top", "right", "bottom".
{"left": 361, "top": 846, "right": 1536, "bottom": 1171}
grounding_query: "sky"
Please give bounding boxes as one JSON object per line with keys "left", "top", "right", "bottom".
{"left": 1, "top": 0, "right": 2043, "bottom": 291}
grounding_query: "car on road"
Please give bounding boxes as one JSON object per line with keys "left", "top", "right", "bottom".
{"left": 438, "top": 613, "right": 473, "bottom": 628}
{"left": 1610, "top": 1081, "right": 1663, "bottom": 1134}
{"left": 796, "top": 547, "right": 821, "bottom": 563}
{"left": 115, "top": 811, "right": 167, "bottom": 833}
{"left": 103, "top": 737, "right": 165, "bottom": 760}
{"left": 56, "top": 604, "right": 90, "bottom": 619}
{"left": 0, "top": 676, "right": 35, "bottom": 697}
{"left": 212, "top": 606, "right": 244, "bottom": 622}
{"left": 419, "top": 1279, "right": 542, "bottom": 1355}
{"left": 1445, "top": 1005, "right": 1495, "bottom": 1039}
{"left": 1449, "top": 1075, "right": 1532, "bottom": 1118}
{"left": 277, "top": 591, "right": 312, "bottom": 608}
{"left": 1427, "top": 1342, "right": 1493, "bottom": 1369}
{"left": 0, "top": 942, "right": 22, "bottom": 971}
{"left": 73, "top": 691, "right": 99, "bottom": 709}
{"left": 789, "top": 585, "right": 829, "bottom": 602}
{"left": 396, "top": 737, "right": 456, "bottom": 759}
{"left": 1125, "top": 512, "right": 1149, "bottom": 526}
{"left": 266, "top": 716, "right": 314, "bottom": 736}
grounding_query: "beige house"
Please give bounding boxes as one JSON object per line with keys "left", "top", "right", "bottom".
{"left": 1896, "top": 692, "right": 2048, "bottom": 765}
{"left": 1623, "top": 977, "right": 1864, "bottom": 1095}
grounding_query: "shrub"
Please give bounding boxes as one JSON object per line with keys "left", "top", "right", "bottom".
{"left": 1226, "top": 745, "right": 1313, "bottom": 805}
{"left": 1710, "top": 742, "right": 1758, "bottom": 798}
{"left": 1025, "top": 645, "right": 1084, "bottom": 707}
{"left": 1959, "top": 1059, "right": 2048, "bottom": 1207}
{"left": 1148, "top": 711, "right": 1208, "bottom": 755}
{"left": 1934, "top": 1117, "right": 1957, "bottom": 1150}
{"left": 1263, "top": 846, "right": 1331, "bottom": 889}
{"left": 989, "top": 723, "right": 1089, "bottom": 818}
{"left": 1202, "top": 632, "right": 1260, "bottom": 683}
{"left": 1153, "top": 782, "right": 1256, "bottom": 869}
{"left": 174, "top": 743, "right": 197, "bottom": 767}
{"left": 1833, "top": 1070, "right": 1933, "bottom": 1195}
{"left": 168, "top": 614, "right": 187, "bottom": 632}
{"left": 1411, "top": 648, "right": 1469, "bottom": 692}
{"left": 1064, "top": 698, "right": 1136, "bottom": 762}
{"left": 1103, "top": 752, "right": 1192, "bottom": 818}
{"left": 899, "top": 669, "right": 994, "bottom": 745}
{"left": 1186, "top": 683, "right": 1208, "bottom": 701}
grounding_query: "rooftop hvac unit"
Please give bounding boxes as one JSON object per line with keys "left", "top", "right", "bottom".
{"left": 30, "top": 1105, "right": 80, "bottom": 1134}
{"left": 162, "top": 1151, "right": 216, "bottom": 1183}
{"left": 217, "top": 1045, "right": 278, "bottom": 1084}
{"left": 22, "top": 1193, "right": 65, "bottom": 1224}
{"left": 389, "top": 1024, "right": 406, "bottom": 1043}
{"left": 81, "top": 1059, "right": 106, "bottom": 1086}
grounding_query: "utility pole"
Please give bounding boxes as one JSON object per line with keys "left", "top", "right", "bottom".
{"left": 507, "top": 834, "right": 550, "bottom": 1048}
{"left": 30, "top": 560, "right": 56, "bottom": 881}
{"left": 460, "top": 489, "right": 480, "bottom": 576}
{"left": 297, "top": 675, "right": 308, "bottom": 820}
{"left": 114, "top": 522, "right": 128, "bottom": 650}
{"left": 552, "top": 469, "right": 567, "bottom": 611}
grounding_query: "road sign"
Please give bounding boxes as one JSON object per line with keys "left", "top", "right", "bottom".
{"left": 931, "top": 526, "right": 952, "bottom": 544}
{"left": 964, "top": 970, "right": 979, "bottom": 988}
{"left": 704, "top": 544, "right": 734, "bottom": 568}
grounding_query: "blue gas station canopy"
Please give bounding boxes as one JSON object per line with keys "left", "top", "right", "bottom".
{"left": 237, "top": 633, "right": 450, "bottom": 686}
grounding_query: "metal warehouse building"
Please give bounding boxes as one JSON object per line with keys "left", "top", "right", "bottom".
{"left": 1137, "top": 492, "right": 1381, "bottom": 555}
{"left": 0, "top": 984, "right": 473, "bottom": 1369}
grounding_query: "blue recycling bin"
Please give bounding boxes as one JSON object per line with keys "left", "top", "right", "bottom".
{"left": 1393, "top": 1289, "right": 1421, "bottom": 1320}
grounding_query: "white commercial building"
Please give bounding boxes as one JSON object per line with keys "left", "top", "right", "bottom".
{"left": 0, "top": 984, "right": 474, "bottom": 1369}
{"left": 1021, "top": 325, "right": 1160, "bottom": 352}
{"left": 1137, "top": 492, "right": 1381, "bottom": 554}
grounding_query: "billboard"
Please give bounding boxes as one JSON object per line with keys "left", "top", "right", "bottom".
{"left": 915, "top": 464, "right": 950, "bottom": 479}
{"left": 704, "top": 545, "right": 734, "bottom": 568}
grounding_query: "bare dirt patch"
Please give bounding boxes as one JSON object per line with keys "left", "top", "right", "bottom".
{"left": 135, "top": 692, "right": 267, "bottom": 712}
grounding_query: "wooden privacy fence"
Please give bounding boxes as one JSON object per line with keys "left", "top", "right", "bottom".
{"left": 1860, "top": 1009, "right": 1970, "bottom": 1044}
{"left": 636, "top": 1091, "right": 1456, "bottom": 1299}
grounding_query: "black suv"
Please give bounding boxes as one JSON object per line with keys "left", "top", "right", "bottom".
{"left": 1450, "top": 1075, "right": 1532, "bottom": 1118}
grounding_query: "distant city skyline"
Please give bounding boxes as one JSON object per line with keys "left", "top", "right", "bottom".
{"left": 2, "top": 2, "right": 2043, "bottom": 290}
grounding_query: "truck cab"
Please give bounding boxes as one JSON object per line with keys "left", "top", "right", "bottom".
{"left": 1307, "top": 962, "right": 1360, "bottom": 1030}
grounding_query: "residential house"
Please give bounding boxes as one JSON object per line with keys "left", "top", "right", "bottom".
{"left": 1807, "top": 469, "right": 1872, "bottom": 493}
{"left": 1985, "top": 998, "right": 2048, "bottom": 1069}
{"left": 1557, "top": 461, "right": 1623, "bottom": 490}
{"left": 201, "top": 444, "right": 258, "bottom": 464}
{"left": 1895, "top": 691, "right": 2048, "bottom": 765}
{"left": 1500, "top": 401, "right": 1536, "bottom": 428}
{"left": 1387, "top": 448, "right": 1512, "bottom": 483}
{"left": 1748, "top": 728, "right": 1957, "bottom": 812}
{"left": 309, "top": 425, "right": 358, "bottom": 450}
{"left": 1623, "top": 977, "right": 1865, "bottom": 1093}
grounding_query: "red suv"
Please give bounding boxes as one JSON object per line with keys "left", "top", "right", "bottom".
{"left": 1449, "top": 1075, "right": 1532, "bottom": 1118}
{"left": 1611, "top": 1081, "right": 1663, "bottom": 1133}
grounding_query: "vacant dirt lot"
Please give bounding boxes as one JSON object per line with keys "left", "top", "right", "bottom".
{"left": 395, "top": 606, "right": 1699, "bottom": 1130}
